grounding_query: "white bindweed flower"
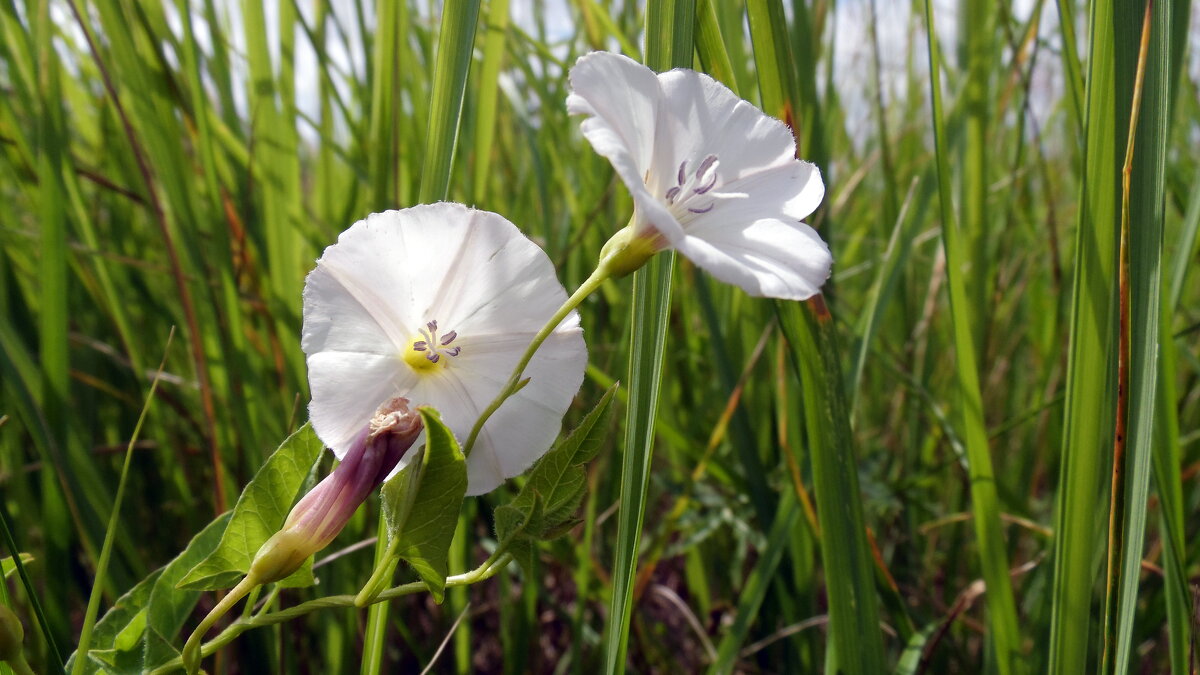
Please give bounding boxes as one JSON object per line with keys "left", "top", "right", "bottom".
{"left": 302, "top": 203, "right": 587, "bottom": 495}
{"left": 568, "top": 51, "right": 832, "bottom": 300}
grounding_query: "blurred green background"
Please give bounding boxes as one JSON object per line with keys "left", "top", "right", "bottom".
{"left": 0, "top": 0, "right": 1196, "bottom": 672}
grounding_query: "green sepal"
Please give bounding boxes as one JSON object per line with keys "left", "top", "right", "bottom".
{"left": 380, "top": 407, "right": 468, "bottom": 603}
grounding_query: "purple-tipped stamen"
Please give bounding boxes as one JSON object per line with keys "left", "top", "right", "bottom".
{"left": 440, "top": 330, "right": 457, "bottom": 345}
{"left": 688, "top": 204, "right": 715, "bottom": 214}
{"left": 677, "top": 160, "right": 687, "bottom": 186}
{"left": 694, "top": 172, "right": 718, "bottom": 195}
{"left": 665, "top": 186, "right": 681, "bottom": 204}
{"left": 444, "top": 347, "right": 461, "bottom": 357}
{"left": 426, "top": 352, "right": 440, "bottom": 363}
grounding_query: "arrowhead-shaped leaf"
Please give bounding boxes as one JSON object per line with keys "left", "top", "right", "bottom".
{"left": 380, "top": 407, "right": 467, "bottom": 603}
{"left": 177, "top": 424, "right": 324, "bottom": 591}
{"left": 493, "top": 491, "right": 543, "bottom": 577}
{"left": 508, "top": 384, "right": 617, "bottom": 540}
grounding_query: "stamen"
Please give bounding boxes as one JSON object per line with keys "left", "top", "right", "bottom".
{"left": 688, "top": 204, "right": 715, "bottom": 214}
{"left": 426, "top": 352, "right": 440, "bottom": 363}
{"left": 694, "top": 172, "right": 718, "bottom": 195}
{"left": 444, "top": 347, "right": 461, "bottom": 357}
{"left": 677, "top": 160, "right": 687, "bottom": 186}
{"left": 440, "top": 330, "right": 457, "bottom": 345}
{"left": 427, "top": 320, "right": 438, "bottom": 332}
{"left": 413, "top": 342, "right": 427, "bottom": 351}
{"left": 696, "top": 154, "right": 718, "bottom": 178}
{"left": 665, "top": 186, "right": 681, "bottom": 204}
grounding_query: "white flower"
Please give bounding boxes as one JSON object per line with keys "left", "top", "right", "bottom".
{"left": 567, "top": 51, "right": 832, "bottom": 300}
{"left": 301, "top": 204, "right": 588, "bottom": 496}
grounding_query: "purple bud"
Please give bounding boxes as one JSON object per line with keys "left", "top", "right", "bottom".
{"left": 250, "top": 398, "right": 422, "bottom": 583}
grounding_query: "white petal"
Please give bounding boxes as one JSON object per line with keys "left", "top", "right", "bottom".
{"left": 656, "top": 68, "right": 797, "bottom": 185}
{"left": 567, "top": 52, "right": 660, "bottom": 181}
{"left": 674, "top": 217, "right": 832, "bottom": 300}
{"left": 449, "top": 327, "right": 587, "bottom": 495}
{"left": 306, "top": 351, "right": 417, "bottom": 459}
{"left": 567, "top": 53, "right": 686, "bottom": 243}
{"left": 303, "top": 204, "right": 588, "bottom": 494}
{"left": 680, "top": 161, "right": 825, "bottom": 231}
{"left": 302, "top": 230, "right": 416, "bottom": 357}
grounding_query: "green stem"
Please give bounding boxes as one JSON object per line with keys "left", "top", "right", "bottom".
{"left": 462, "top": 261, "right": 612, "bottom": 457}
{"left": 354, "top": 538, "right": 401, "bottom": 607}
{"left": 152, "top": 554, "right": 513, "bottom": 675}
{"left": 180, "top": 573, "right": 260, "bottom": 674}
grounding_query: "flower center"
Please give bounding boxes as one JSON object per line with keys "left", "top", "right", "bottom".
{"left": 402, "top": 320, "right": 462, "bottom": 373}
{"left": 663, "top": 154, "right": 720, "bottom": 215}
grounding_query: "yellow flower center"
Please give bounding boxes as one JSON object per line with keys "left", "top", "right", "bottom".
{"left": 402, "top": 320, "right": 461, "bottom": 373}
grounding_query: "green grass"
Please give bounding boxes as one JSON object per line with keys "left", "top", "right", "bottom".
{"left": 0, "top": 0, "right": 1196, "bottom": 672}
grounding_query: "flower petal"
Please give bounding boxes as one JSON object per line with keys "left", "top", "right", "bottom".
{"left": 656, "top": 68, "right": 798, "bottom": 185}
{"left": 681, "top": 160, "right": 825, "bottom": 230}
{"left": 674, "top": 217, "right": 832, "bottom": 300}
{"left": 567, "top": 53, "right": 685, "bottom": 243}
{"left": 449, "top": 328, "right": 587, "bottom": 494}
{"left": 306, "top": 351, "right": 418, "bottom": 458}
{"left": 566, "top": 52, "right": 660, "bottom": 182}
{"left": 304, "top": 204, "right": 588, "bottom": 494}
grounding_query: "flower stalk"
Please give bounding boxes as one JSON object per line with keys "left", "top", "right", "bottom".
{"left": 463, "top": 240, "right": 628, "bottom": 458}
{"left": 157, "top": 550, "right": 513, "bottom": 675}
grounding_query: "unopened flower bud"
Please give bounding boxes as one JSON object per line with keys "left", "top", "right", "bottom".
{"left": 0, "top": 604, "right": 23, "bottom": 663}
{"left": 250, "top": 397, "right": 422, "bottom": 583}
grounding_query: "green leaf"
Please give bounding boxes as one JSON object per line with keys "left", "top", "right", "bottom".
{"left": 1109, "top": 1, "right": 1172, "bottom": 670}
{"left": 67, "top": 513, "right": 230, "bottom": 674}
{"left": 501, "top": 384, "right": 618, "bottom": 541}
{"left": 71, "top": 573, "right": 160, "bottom": 675}
{"left": 143, "top": 512, "right": 239, "bottom": 669}
{"left": 493, "top": 492, "right": 543, "bottom": 578}
{"left": 380, "top": 407, "right": 468, "bottom": 603}
{"left": 0, "top": 553, "right": 32, "bottom": 579}
{"left": 177, "top": 424, "right": 324, "bottom": 591}
{"left": 1048, "top": 0, "right": 1124, "bottom": 669}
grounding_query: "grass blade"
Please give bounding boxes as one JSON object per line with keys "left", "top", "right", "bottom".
{"left": 364, "top": 1, "right": 481, "bottom": 668}
{"left": 603, "top": 6, "right": 694, "bottom": 671}
{"left": 416, "top": 0, "right": 481, "bottom": 204}
{"left": 1047, "top": 0, "right": 1122, "bottom": 669}
{"left": 72, "top": 329, "right": 173, "bottom": 674}
{"left": 1107, "top": 1, "right": 1170, "bottom": 670}
{"left": 921, "top": 2, "right": 1022, "bottom": 672}
{"left": 775, "top": 299, "right": 885, "bottom": 674}
{"left": 708, "top": 493, "right": 800, "bottom": 674}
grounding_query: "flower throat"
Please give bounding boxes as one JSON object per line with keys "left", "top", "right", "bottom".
{"left": 403, "top": 320, "right": 461, "bottom": 372}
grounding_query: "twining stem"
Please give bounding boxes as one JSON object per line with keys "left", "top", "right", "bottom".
{"left": 462, "top": 256, "right": 615, "bottom": 458}
{"left": 180, "top": 573, "right": 260, "bottom": 674}
{"left": 152, "top": 552, "right": 512, "bottom": 675}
